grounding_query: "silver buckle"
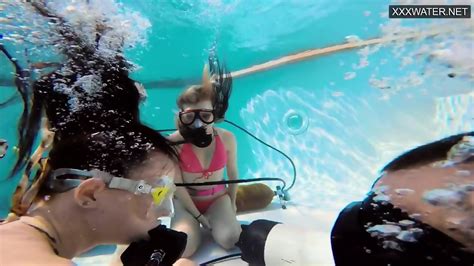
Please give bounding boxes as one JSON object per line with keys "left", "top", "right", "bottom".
{"left": 135, "top": 180, "right": 152, "bottom": 194}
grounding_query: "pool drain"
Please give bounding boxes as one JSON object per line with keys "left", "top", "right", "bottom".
{"left": 283, "top": 110, "right": 309, "bottom": 135}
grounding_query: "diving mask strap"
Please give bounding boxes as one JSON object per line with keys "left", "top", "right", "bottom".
{"left": 88, "top": 169, "right": 153, "bottom": 194}
{"left": 48, "top": 168, "right": 150, "bottom": 194}
{"left": 109, "top": 178, "right": 152, "bottom": 194}
{"left": 48, "top": 168, "right": 172, "bottom": 200}
{"left": 46, "top": 168, "right": 93, "bottom": 192}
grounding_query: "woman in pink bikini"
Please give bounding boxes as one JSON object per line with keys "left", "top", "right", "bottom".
{"left": 168, "top": 60, "right": 241, "bottom": 264}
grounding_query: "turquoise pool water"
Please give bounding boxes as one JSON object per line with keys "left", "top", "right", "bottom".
{"left": 1, "top": 0, "right": 473, "bottom": 257}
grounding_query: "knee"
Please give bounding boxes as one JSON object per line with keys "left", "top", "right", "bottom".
{"left": 172, "top": 226, "right": 201, "bottom": 257}
{"left": 213, "top": 225, "right": 242, "bottom": 250}
{"left": 181, "top": 231, "right": 200, "bottom": 258}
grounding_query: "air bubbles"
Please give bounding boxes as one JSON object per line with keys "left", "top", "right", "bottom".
{"left": 344, "top": 72, "right": 356, "bottom": 80}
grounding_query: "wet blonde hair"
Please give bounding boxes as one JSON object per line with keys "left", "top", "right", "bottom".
{"left": 177, "top": 64, "right": 215, "bottom": 110}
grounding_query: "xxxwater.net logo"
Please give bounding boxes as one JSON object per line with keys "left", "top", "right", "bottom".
{"left": 389, "top": 5, "right": 471, "bottom": 18}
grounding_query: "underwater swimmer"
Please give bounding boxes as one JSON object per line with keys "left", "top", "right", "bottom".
{"left": 331, "top": 132, "right": 474, "bottom": 266}
{"left": 2, "top": 2, "right": 187, "bottom": 265}
{"left": 167, "top": 60, "right": 241, "bottom": 264}
{"left": 0, "top": 128, "right": 185, "bottom": 265}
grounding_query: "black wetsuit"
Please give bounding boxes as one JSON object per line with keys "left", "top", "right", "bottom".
{"left": 331, "top": 193, "right": 474, "bottom": 266}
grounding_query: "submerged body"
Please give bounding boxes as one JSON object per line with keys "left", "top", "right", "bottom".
{"left": 331, "top": 133, "right": 474, "bottom": 265}
{"left": 170, "top": 125, "right": 242, "bottom": 254}
{"left": 169, "top": 83, "right": 241, "bottom": 265}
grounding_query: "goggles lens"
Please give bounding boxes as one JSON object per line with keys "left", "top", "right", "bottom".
{"left": 179, "top": 109, "right": 215, "bottom": 125}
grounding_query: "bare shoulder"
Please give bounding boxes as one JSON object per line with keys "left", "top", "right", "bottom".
{"left": 215, "top": 128, "right": 236, "bottom": 151}
{"left": 0, "top": 222, "right": 73, "bottom": 266}
{"left": 215, "top": 127, "right": 235, "bottom": 143}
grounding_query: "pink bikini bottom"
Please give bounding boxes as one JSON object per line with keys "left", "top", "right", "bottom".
{"left": 189, "top": 184, "right": 226, "bottom": 213}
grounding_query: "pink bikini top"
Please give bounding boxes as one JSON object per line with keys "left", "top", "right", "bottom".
{"left": 179, "top": 134, "right": 227, "bottom": 179}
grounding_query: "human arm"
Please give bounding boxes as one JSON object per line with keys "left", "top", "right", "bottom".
{"left": 166, "top": 143, "right": 211, "bottom": 229}
{"left": 224, "top": 131, "right": 239, "bottom": 213}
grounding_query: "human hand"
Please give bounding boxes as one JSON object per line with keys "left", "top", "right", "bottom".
{"left": 196, "top": 214, "right": 212, "bottom": 230}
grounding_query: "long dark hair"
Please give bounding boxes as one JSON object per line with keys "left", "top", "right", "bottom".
{"left": 40, "top": 125, "right": 172, "bottom": 193}
{"left": 2, "top": 2, "right": 176, "bottom": 176}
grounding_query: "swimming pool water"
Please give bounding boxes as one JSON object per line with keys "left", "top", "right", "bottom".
{"left": 0, "top": 1, "right": 473, "bottom": 264}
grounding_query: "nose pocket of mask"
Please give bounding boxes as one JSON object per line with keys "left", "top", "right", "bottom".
{"left": 151, "top": 186, "right": 174, "bottom": 218}
{"left": 151, "top": 186, "right": 171, "bottom": 206}
{"left": 192, "top": 119, "right": 203, "bottom": 128}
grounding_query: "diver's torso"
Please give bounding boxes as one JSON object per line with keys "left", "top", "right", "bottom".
{"left": 178, "top": 127, "right": 229, "bottom": 200}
